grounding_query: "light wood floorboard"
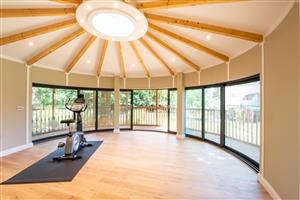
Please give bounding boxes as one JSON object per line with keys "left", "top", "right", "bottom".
{"left": 0, "top": 131, "right": 270, "bottom": 199}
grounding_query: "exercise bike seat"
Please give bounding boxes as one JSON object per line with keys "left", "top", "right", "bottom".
{"left": 60, "top": 119, "right": 75, "bottom": 125}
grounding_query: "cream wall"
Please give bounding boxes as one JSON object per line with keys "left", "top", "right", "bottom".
{"left": 69, "top": 73, "right": 97, "bottom": 88}
{"left": 30, "top": 67, "right": 65, "bottom": 86}
{"left": 183, "top": 45, "right": 262, "bottom": 87}
{"left": 0, "top": 59, "right": 27, "bottom": 151}
{"left": 230, "top": 45, "right": 261, "bottom": 80}
{"left": 264, "top": 3, "right": 299, "bottom": 199}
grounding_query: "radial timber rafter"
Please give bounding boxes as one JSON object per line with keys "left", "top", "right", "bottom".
{"left": 0, "top": 8, "right": 76, "bottom": 18}
{"left": 129, "top": 41, "right": 150, "bottom": 78}
{"left": 49, "top": 0, "right": 82, "bottom": 6}
{"left": 149, "top": 23, "right": 229, "bottom": 62}
{"left": 26, "top": 28, "right": 85, "bottom": 65}
{"left": 116, "top": 42, "right": 126, "bottom": 78}
{"left": 65, "top": 35, "right": 96, "bottom": 73}
{"left": 0, "top": 18, "right": 77, "bottom": 46}
{"left": 147, "top": 32, "right": 201, "bottom": 71}
{"left": 145, "top": 13, "right": 263, "bottom": 43}
{"left": 96, "top": 40, "right": 109, "bottom": 77}
{"left": 139, "top": 38, "right": 175, "bottom": 76}
{"left": 137, "top": 0, "right": 244, "bottom": 10}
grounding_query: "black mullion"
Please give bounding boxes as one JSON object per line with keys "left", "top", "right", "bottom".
{"left": 130, "top": 90, "right": 133, "bottom": 130}
{"left": 202, "top": 88, "right": 205, "bottom": 139}
{"left": 167, "top": 89, "right": 170, "bottom": 132}
{"left": 220, "top": 85, "right": 225, "bottom": 147}
{"left": 95, "top": 90, "right": 99, "bottom": 131}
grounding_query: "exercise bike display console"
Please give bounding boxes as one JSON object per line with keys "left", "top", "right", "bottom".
{"left": 53, "top": 94, "right": 92, "bottom": 161}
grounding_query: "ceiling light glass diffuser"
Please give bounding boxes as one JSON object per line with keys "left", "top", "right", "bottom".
{"left": 92, "top": 13, "right": 135, "bottom": 37}
{"left": 76, "top": 1, "right": 148, "bottom": 42}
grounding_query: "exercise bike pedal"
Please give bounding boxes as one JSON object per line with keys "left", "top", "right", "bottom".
{"left": 57, "top": 142, "right": 65, "bottom": 148}
{"left": 72, "top": 155, "right": 82, "bottom": 160}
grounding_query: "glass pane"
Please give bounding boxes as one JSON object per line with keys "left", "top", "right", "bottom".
{"left": 80, "top": 90, "right": 96, "bottom": 131}
{"left": 204, "top": 87, "right": 221, "bottom": 144}
{"left": 120, "top": 91, "right": 132, "bottom": 129}
{"left": 98, "top": 91, "right": 114, "bottom": 129}
{"left": 32, "top": 87, "right": 54, "bottom": 136}
{"left": 225, "top": 81, "right": 260, "bottom": 163}
{"left": 185, "top": 89, "right": 202, "bottom": 137}
{"left": 133, "top": 90, "right": 168, "bottom": 132}
{"left": 32, "top": 87, "right": 77, "bottom": 140}
{"left": 169, "top": 90, "right": 177, "bottom": 132}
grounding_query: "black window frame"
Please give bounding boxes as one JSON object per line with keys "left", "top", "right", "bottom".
{"left": 185, "top": 74, "right": 260, "bottom": 172}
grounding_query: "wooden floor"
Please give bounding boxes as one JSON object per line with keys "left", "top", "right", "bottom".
{"left": 0, "top": 131, "right": 270, "bottom": 199}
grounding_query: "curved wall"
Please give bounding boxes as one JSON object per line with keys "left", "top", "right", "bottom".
{"left": 28, "top": 44, "right": 261, "bottom": 89}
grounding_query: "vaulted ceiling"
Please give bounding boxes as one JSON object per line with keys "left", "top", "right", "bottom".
{"left": 0, "top": 0, "right": 293, "bottom": 78}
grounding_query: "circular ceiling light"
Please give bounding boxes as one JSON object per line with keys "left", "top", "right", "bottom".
{"left": 76, "top": 0, "right": 148, "bottom": 42}
{"left": 92, "top": 12, "right": 135, "bottom": 37}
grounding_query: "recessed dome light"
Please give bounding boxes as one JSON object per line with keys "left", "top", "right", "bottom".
{"left": 113, "top": 3, "right": 119, "bottom": 8}
{"left": 92, "top": 13, "right": 135, "bottom": 37}
{"left": 79, "top": 18, "right": 85, "bottom": 24}
{"left": 86, "top": 4, "right": 92, "bottom": 10}
{"left": 171, "top": 58, "right": 176, "bottom": 62}
{"left": 206, "top": 34, "right": 212, "bottom": 40}
{"left": 28, "top": 42, "right": 34, "bottom": 47}
{"left": 131, "top": 63, "right": 136, "bottom": 67}
{"left": 87, "top": 60, "right": 91, "bottom": 64}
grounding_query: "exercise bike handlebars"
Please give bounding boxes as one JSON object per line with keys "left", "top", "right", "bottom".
{"left": 65, "top": 98, "right": 88, "bottom": 113}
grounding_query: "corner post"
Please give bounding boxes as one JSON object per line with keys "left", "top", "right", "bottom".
{"left": 114, "top": 76, "right": 120, "bottom": 133}
{"left": 176, "top": 72, "right": 185, "bottom": 139}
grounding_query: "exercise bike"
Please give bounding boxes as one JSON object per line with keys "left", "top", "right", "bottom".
{"left": 53, "top": 94, "right": 92, "bottom": 161}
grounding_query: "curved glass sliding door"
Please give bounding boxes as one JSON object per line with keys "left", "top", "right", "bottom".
{"left": 204, "top": 87, "right": 221, "bottom": 144}
{"left": 133, "top": 90, "right": 168, "bottom": 132}
{"left": 98, "top": 91, "right": 114, "bottom": 129}
{"left": 169, "top": 90, "right": 177, "bottom": 132}
{"left": 185, "top": 89, "right": 202, "bottom": 137}
{"left": 32, "top": 87, "right": 77, "bottom": 140}
{"left": 79, "top": 90, "right": 96, "bottom": 131}
{"left": 120, "top": 90, "right": 132, "bottom": 129}
{"left": 225, "top": 81, "right": 260, "bottom": 163}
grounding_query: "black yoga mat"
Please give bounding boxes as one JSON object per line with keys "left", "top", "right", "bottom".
{"left": 2, "top": 141, "right": 102, "bottom": 184}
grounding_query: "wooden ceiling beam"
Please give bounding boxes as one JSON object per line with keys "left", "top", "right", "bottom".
{"left": 116, "top": 42, "right": 126, "bottom": 78}
{"left": 139, "top": 38, "right": 175, "bottom": 76}
{"left": 129, "top": 41, "right": 150, "bottom": 78}
{"left": 49, "top": 0, "right": 82, "bottom": 6}
{"left": 137, "top": 0, "right": 244, "bottom": 10}
{"left": 0, "top": 18, "right": 77, "bottom": 46}
{"left": 96, "top": 40, "right": 109, "bottom": 77}
{"left": 147, "top": 32, "right": 201, "bottom": 71}
{"left": 26, "top": 28, "right": 85, "bottom": 65}
{"left": 0, "top": 8, "right": 76, "bottom": 18}
{"left": 65, "top": 35, "right": 96, "bottom": 73}
{"left": 145, "top": 13, "right": 263, "bottom": 42}
{"left": 149, "top": 22, "right": 229, "bottom": 61}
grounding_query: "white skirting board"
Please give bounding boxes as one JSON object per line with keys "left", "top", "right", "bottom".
{"left": 258, "top": 173, "right": 281, "bottom": 200}
{"left": 0, "top": 143, "right": 33, "bottom": 157}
